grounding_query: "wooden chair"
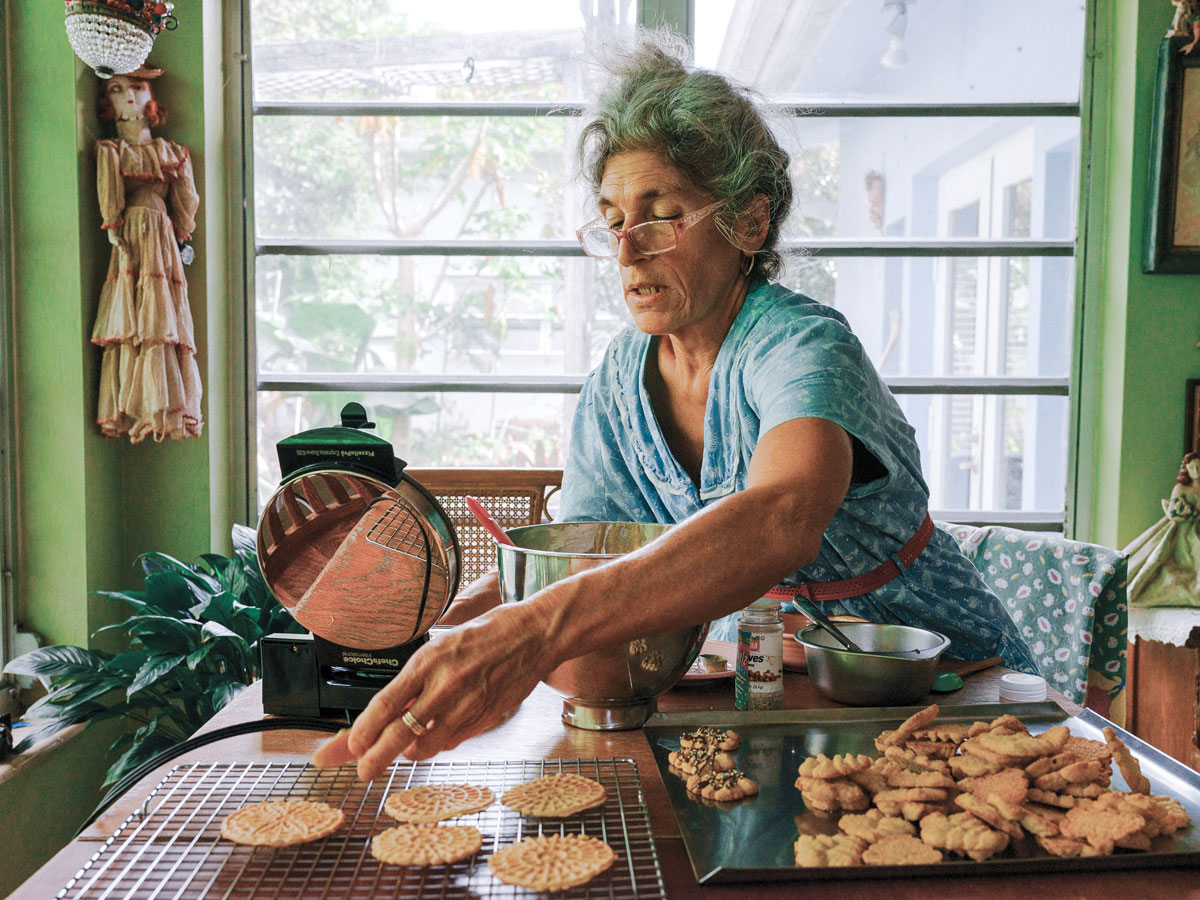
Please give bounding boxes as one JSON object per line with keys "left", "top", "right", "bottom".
{"left": 404, "top": 467, "right": 563, "bottom": 586}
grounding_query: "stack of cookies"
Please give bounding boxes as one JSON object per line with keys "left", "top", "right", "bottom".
{"left": 793, "top": 704, "right": 1192, "bottom": 867}
{"left": 667, "top": 727, "right": 760, "bottom": 802}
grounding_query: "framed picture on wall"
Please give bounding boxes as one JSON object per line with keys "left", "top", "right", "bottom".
{"left": 1185, "top": 379, "right": 1200, "bottom": 454}
{"left": 1144, "top": 37, "right": 1200, "bottom": 274}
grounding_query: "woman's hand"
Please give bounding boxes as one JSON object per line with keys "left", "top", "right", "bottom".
{"left": 313, "top": 598, "right": 559, "bottom": 781}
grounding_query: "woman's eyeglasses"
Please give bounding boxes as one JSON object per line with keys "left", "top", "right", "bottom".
{"left": 575, "top": 199, "right": 725, "bottom": 258}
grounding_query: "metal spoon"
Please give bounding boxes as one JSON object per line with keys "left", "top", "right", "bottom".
{"left": 786, "top": 597, "right": 925, "bottom": 657}
{"left": 787, "top": 596, "right": 865, "bottom": 653}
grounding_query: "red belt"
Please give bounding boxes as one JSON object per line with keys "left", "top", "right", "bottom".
{"left": 764, "top": 513, "right": 934, "bottom": 604}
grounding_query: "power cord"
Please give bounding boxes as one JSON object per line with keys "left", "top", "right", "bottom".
{"left": 77, "top": 715, "right": 349, "bottom": 836}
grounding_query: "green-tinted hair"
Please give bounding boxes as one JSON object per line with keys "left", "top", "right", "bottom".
{"left": 578, "top": 31, "right": 792, "bottom": 280}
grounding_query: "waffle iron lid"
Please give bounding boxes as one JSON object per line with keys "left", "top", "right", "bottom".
{"left": 256, "top": 404, "right": 459, "bottom": 651}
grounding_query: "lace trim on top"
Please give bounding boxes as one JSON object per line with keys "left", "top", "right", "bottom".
{"left": 97, "top": 138, "right": 191, "bottom": 184}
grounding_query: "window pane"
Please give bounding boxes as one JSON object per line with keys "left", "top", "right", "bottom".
{"left": 695, "top": 0, "right": 1085, "bottom": 104}
{"left": 256, "top": 254, "right": 625, "bottom": 378}
{"left": 773, "top": 118, "right": 1078, "bottom": 243}
{"left": 254, "top": 115, "right": 590, "bottom": 242}
{"left": 251, "top": 0, "right": 634, "bottom": 103}
{"left": 257, "top": 390, "right": 578, "bottom": 510}
{"left": 256, "top": 254, "right": 1072, "bottom": 380}
{"left": 898, "top": 394, "right": 1068, "bottom": 513}
{"left": 257, "top": 390, "right": 1067, "bottom": 516}
{"left": 776, "top": 255, "right": 1074, "bottom": 379}
{"left": 254, "top": 115, "right": 1079, "bottom": 244}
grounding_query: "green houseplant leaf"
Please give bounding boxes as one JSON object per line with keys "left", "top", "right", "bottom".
{"left": 1, "top": 526, "right": 301, "bottom": 795}
{"left": 1, "top": 645, "right": 107, "bottom": 678}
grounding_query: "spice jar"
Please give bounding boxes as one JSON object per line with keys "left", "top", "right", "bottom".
{"left": 735, "top": 596, "right": 784, "bottom": 710}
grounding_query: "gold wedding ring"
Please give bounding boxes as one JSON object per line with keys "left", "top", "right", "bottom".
{"left": 401, "top": 709, "right": 428, "bottom": 737}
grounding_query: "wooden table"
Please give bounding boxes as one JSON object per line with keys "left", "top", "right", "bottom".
{"left": 9, "top": 667, "right": 1200, "bottom": 900}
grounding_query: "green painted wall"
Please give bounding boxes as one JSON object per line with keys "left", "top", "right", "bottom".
{"left": 11, "top": 0, "right": 227, "bottom": 648}
{"left": 10, "top": 5, "right": 120, "bottom": 648}
{"left": 1088, "top": 1, "right": 1200, "bottom": 549}
{"left": 2, "top": 1, "right": 229, "bottom": 891}
{"left": 0, "top": 720, "right": 122, "bottom": 898}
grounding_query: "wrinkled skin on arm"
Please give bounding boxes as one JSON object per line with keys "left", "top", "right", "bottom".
{"left": 436, "top": 570, "right": 501, "bottom": 627}
{"left": 313, "top": 417, "right": 851, "bottom": 780}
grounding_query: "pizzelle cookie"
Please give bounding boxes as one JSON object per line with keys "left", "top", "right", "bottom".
{"left": 220, "top": 799, "right": 345, "bottom": 847}
{"left": 488, "top": 833, "right": 615, "bottom": 892}
{"left": 370, "top": 824, "right": 482, "bottom": 866}
{"left": 500, "top": 773, "right": 607, "bottom": 817}
{"left": 382, "top": 783, "right": 495, "bottom": 823}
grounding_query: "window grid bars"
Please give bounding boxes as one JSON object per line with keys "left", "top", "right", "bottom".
{"left": 253, "top": 100, "right": 1081, "bottom": 118}
{"left": 257, "top": 374, "right": 1069, "bottom": 396}
{"left": 255, "top": 238, "right": 1076, "bottom": 258}
{"left": 247, "top": 34, "right": 1081, "bottom": 533}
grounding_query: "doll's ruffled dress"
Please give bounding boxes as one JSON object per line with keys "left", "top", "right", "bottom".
{"left": 1125, "top": 489, "right": 1200, "bottom": 607}
{"left": 91, "top": 137, "right": 203, "bottom": 442}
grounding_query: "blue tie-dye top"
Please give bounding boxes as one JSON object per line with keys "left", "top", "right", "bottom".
{"left": 558, "top": 280, "right": 1036, "bottom": 671}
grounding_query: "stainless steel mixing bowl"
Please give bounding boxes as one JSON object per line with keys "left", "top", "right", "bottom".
{"left": 496, "top": 521, "right": 707, "bottom": 731}
{"left": 795, "top": 622, "right": 951, "bottom": 706}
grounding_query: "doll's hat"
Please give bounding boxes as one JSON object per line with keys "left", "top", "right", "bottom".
{"left": 125, "top": 65, "right": 164, "bottom": 79}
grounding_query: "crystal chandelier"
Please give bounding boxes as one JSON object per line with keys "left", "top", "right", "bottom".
{"left": 64, "top": 0, "right": 177, "bottom": 79}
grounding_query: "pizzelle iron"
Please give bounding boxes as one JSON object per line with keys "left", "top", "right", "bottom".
{"left": 257, "top": 402, "right": 460, "bottom": 718}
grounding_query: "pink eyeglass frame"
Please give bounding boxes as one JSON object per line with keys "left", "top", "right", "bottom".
{"left": 575, "top": 199, "right": 726, "bottom": 257}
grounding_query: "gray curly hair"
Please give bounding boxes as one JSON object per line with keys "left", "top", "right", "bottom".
{"left": 578, "top": 30, "right": 792, "bottom": 281}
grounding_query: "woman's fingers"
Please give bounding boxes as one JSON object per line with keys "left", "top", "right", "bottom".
{"left": 345, "top": 661, "right": 424, "bottom": 759}
{"left": 312, "top": 729, "right": 355, "bottom": 768}
{"left": 328, "top": 602, "right": 557, "bottom": 778}
{"left": 355, "top": 718, "right": 417, "bottom": 782}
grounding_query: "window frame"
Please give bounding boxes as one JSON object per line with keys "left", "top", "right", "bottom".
{"left": 0, "top": 0, "right": 17, "bottom": 678}
{"left": 231, "top": 0, "right": 1094, "bottom": 534}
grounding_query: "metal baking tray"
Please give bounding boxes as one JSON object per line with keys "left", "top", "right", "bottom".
{"left": 56, "top": 758, "right": 664, "bottom": 900}
{"left": 643, "top": 702, "right": 1200, "bottom": 882}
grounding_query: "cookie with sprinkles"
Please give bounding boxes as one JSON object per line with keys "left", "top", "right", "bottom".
{"left": 686, "top": 768, "right": 759, "bottom": 802}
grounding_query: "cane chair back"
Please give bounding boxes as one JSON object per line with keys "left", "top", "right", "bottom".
{"left": 404, "top": 467, "right": 563, "bottom": 584}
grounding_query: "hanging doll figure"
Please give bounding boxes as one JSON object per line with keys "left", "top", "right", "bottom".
{"left": 1124, "top": 451, "right": 1200, "bottom": 606}
{"left": 91, "top": 66, "right": 202, "bottom": 442}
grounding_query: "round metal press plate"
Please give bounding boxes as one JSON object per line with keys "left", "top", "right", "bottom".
{"left": 257, "top": 470, "right": 453, "bottom": 650}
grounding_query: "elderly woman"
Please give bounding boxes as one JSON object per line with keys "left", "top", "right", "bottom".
{"left": 315, "top": 38, "right": 1036, "bottom": 779}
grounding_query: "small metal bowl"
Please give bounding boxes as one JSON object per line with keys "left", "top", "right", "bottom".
{"left": 795, "top": 623, "right": 951, "bottom": 706}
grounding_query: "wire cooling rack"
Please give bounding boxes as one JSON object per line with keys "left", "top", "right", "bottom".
{"left": 57, "top": 758, "right": 664, "bottom": 900}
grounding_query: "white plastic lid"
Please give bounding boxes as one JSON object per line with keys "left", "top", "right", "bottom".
{"left": 999, "top": 672, "right": 1047, "bottom": 701}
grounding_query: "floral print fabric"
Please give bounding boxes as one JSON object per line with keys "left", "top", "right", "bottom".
{"left": 939, "top": 522, "right": 1127, "bottom": 715}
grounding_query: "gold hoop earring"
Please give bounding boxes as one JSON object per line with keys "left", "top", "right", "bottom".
{"left": 741, "top": 254, "right": 756, "bottom": 277}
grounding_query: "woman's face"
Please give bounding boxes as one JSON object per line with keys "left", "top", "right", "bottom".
{"left": 598, "top": 150, "right": 745, "bottom": 343}
{"left": 105, "top": 76, "right": 153, "bottom": 121}
{"left": 1187, "top": 458, "right": 1200, "bottom": 480}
